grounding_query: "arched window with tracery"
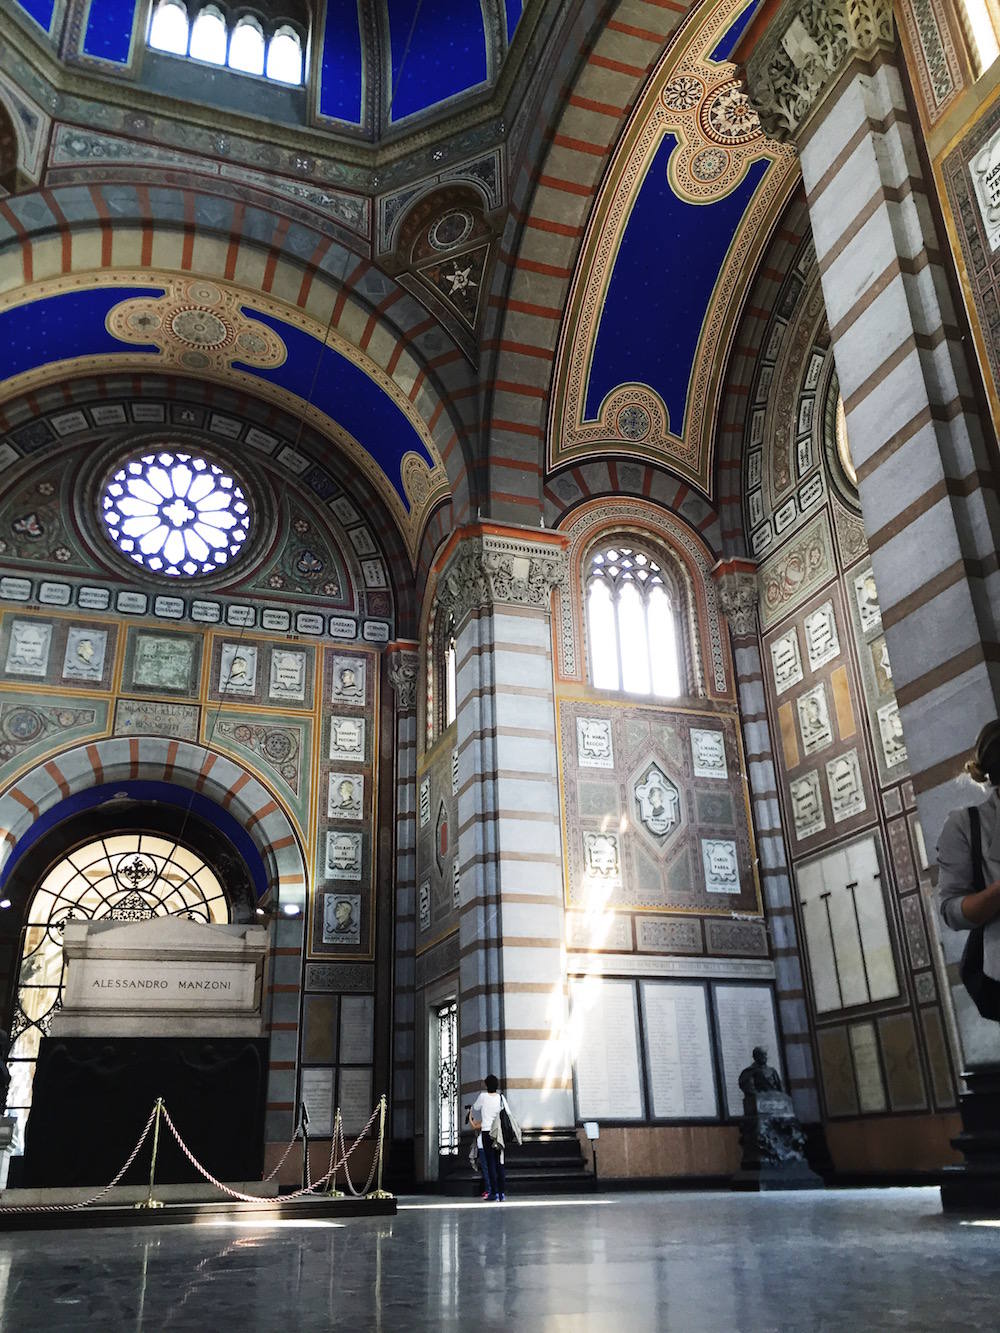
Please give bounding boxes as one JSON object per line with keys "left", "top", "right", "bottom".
{"left": 585, "top": 543, "right": 685, "bottom": 698}
{"left": 266, "top": 22, "right": 303, "bottom": 83}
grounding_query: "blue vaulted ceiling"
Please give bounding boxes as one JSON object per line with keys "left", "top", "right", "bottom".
{"left": 0, "top": 288, "right": 434, "bottom": 512}
{"left": 14, "top": 0, "right": 527, "bottom": 134}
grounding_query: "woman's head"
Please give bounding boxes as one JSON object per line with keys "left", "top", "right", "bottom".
{"left": 484, "top": 1074, "right": 499, "bottom": 1093}
{"left": 966, "top": 721, "right": 1000, "bottom": 785}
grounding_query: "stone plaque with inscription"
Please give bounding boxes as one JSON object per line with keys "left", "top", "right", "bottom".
{"left": 570, "top": 978, "right": 643, "bottom": 1119}
{"left": 641, "top": 981, "right": 718, "bottom": 1119}
{"left": 714, "top": 983, "right": 781, "bottom": 1118}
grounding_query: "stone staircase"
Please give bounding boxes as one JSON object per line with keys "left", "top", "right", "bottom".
{"left": 439, "top": 1129, "right": 592, "bottom": 1196}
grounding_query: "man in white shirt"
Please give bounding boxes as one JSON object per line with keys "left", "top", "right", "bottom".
{"left": 469, "top": 1073, "right": 505, "bottom": 1201}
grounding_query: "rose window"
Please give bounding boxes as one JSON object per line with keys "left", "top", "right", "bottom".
{"left": 101, "top": 451, "right": 251, "bottom": 577}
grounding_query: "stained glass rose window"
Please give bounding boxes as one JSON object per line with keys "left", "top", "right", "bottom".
{"left": 101, "top": 451, "right": 250, "bottom": 577}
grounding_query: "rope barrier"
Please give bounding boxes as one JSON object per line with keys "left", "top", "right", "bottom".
{"left": 0, "top": 1103, "right": 159, "bottom": 1214}
{"left": 0, "top": 1095, "right": 389, "bottom": 1215}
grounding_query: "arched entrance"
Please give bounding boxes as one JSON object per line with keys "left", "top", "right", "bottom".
{"left": 2, "top": 798, "right": 258, "bottom": 1149}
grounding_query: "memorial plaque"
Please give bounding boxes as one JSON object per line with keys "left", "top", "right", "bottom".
{"left": 713, "top": 983, "right": 781, "bottom": 1118}
{"left": 338, "top": 1066, "right": 374, "bottom": 1135}
{"left": 641, "top": 982, "right": 718, "bottom": 1119}
{"left": 328, "top": 772, "right": 364, "bottom": 819}
{"left": 114, "top": 698, "right": 199, "bottom": 740}
{"left": 322, "top": 892, "right": 360, "bottom": 945}
{"left": 300, "top": 1067, "right": 335, "bottom": 1137}
{"left": 570, "top": 978, "right": 644, "bottom": 1119}
{"left": 219, "top": 643, "right": 257, "bottom": 695}
{"left": 5, "top": 620, "right": 52, "bottom": 677}
{"left": 849, "top": 1022, "right": 887, "bottom": 1113}
{"left": 269, "top": 648, "right": 307, "bottom": 702}
{"left": 63, "top": 627, "right": 108, "bottom": 682}
{"left": 329, "top": 716, "right": 365, "bottom": 761}
{"left": 339, "top": 995, "right": 374, "bottom": 1063}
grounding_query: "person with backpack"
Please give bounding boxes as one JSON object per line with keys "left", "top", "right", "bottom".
{"left": 468, "top": 1073, "right": 520, "bottom": 1201}
{"left": 937, "top": 720, "right": 1000, "bottom": 1021}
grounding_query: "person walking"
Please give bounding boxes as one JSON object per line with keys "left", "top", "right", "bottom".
{"left": 469, "top": 1073, "right": 507, "bottom": 1202}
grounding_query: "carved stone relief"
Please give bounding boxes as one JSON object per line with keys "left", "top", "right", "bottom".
{"left": 797, "top": 683, "right": 833, "bottom": 755}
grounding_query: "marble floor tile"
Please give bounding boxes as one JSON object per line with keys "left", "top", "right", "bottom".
{"left": 0, "top": 1188, "right": 994, "bottom": 1332}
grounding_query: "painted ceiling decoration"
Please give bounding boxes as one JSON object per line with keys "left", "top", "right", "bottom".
{"left": 548, "top": 0, "right": 798, "bottom": 497}
{"left": 12, "top": 0, "right": 527, "bottom": 137}
{"left": 0, "top": 274, "right": 449, "bottom": 562}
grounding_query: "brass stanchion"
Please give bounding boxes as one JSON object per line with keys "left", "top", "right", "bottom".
{"left": 326, "top": 1108, "right": 345, "bottom": 1198}
{"left": 135, "top": 1098, "right": 165, "bottom": 1210}
{"left": 367, "top": 1094, "right": 393, "bottom": 1200}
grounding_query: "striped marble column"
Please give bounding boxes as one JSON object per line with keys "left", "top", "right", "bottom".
{"left": 436, "top": 527, "right": 574, "bottom": 1129}
{"left": 387, "top": 645, "right": 419, "bottom": 1143}
{"left": 743, "top": 0, "right": 1000, "bottom": 849}
{"left": 715, "top": 560, "right": 820, "bottom": 1121}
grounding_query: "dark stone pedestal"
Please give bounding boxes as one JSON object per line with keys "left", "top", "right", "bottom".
{"left": 941, "top": 1065, "right": 1000, "bottom": 1213}
{"left": 22, "top": 1036, "right": 268, "bottom": 1188}
{"left": 732, "top": 1091, "right": 823, "bottom": 1192}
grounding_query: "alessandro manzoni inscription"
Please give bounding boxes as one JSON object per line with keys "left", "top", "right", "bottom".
{"left": 90, "top": 978, "right": 233, "bottom": 990}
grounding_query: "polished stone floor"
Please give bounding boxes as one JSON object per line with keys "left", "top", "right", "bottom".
{"left": 0, "top": 1188, "right": 994, "bottom": 1331}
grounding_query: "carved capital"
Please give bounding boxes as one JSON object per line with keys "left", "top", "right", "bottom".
{"left": 437, "top": 531, "right": 567, "bottom": 625}
{"left": 743, "top": 0, "right": 895, "bottom": 142}
{"left": 713, "top": 558, "right": 760, "bottom": 638}
{"left": 387, "top": 649, "right": 420, "bottom": 711}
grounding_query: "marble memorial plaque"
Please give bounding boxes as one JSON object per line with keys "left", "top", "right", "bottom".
{"left": 849, "top": 1022, "right": 887, "bottom": 1113}
{"left": 340, "top": 995, "right": 374, "bottom": 1063}
{"left": 419, "top": 777, "right": 431, "bottom": 828}
{"left": 331, "top": 656, "right": 365, "bottom": 704}
{"left": 826, "top": 749, "right": 866, "bottom": 822}
{"left": 877, "top": 700, "right": 907, "bottom": 769}
{"left": 63, "top": 626, "right": 108, "bottom": 682}
{"left": 269, "top": 648, "right": 306, "bottom": 702}
{"left": 641, "top": 982, "right": 718, "bottom": 1119}
{"left": 451, "top": 749, "right": 459, "bottom": 795}
{"left": 329, "top": 716, "right": 365, "bottom": 762}
{"left": 770, "top": 629, "right": 803, "bottom": 695}
{"left": 634, "top": 763, "right": 681, "bottom": 838}
{"left": 325, "top": 831, "right": 362, "bottom": 881}
{"left": 870, "top": 636, "right": 893, "bottom": 696}
{"left": 804, "top": 602, "right": 839, "bottom": 671}
{"left": 219, "top": 643, "right": 257, "bottom": 695}
{"left": 322, "top": 892, "right": 361, "bottom": 946}
{"left": 797, "top": 683, "right": 833, "bottom": 755}
{"left": 114, "top": 698, "right": 199, "bottom": 740}
{"left": 714, "top": 983, "right": 781, "bottom": 1118}
{"left": 452, "top": 860, "right": 461, "bottom": 909}
{"left": 418, "top": 881, "right": 431, "bottom": 931}
{"left": 339, "top": 1067, "right": 374, "bottom": 1135}
{"left": 133, "top": 635, "right": 193, "bottom": 691}
{"left": 5, "top": 620, "right": 52, "bottom": 677}
{"left": 790, "top": 770, "right": 825, "bottom": 839}
{"left": 300, "top": 1067, "right": 334, "bottom": 1137}
{"left": 691, "top": 729, "right": 728, "bottom": 780}
{"left": 577, "top": 717, "right": 614, "bottom": 768}
{"left": 583, "top": 831, "right": 621, "bottom": 884}
{"left": 328, "top": 772, "right": 364, "bottom": 820}
{"left": 970, "top": 126, "right": 1000, "bottom": 251}
{"left": 570, "top": 978, "right": 644, "bottom": 1119}
{"left": 854, "top": 568, "right": 882, "bottom": 633}
{"left": 701, "top": 839, "right": 740, "bottom": 894}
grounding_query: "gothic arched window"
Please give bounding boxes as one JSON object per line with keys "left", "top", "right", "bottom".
{"left": 229, "top": 14, "right": 266, "bottom": 74}
{"left": 149, "top": 0, "right": 190, "bottom": 54}
{"left": 959, "top": 0, "right": 1000, "bottom": 75}
{"left": 266, "top": 23, "right": 303, "bottom": 84}
{"left": 189, "top": 3, "right": 228, "bottom": 63}
{"left": 586, "top": 544, "right": 684, "bottom": 698}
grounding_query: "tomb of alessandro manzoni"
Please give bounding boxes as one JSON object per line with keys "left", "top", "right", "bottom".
{"left": 0, "top": 0, "right": 999, "bottom": 1326}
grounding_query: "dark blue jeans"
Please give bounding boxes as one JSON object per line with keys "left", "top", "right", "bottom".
{"left": 477, "top": 1142, "right": 506, "bottom": 1197}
